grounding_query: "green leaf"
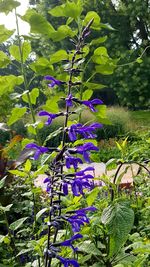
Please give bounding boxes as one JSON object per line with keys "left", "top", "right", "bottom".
{"left": 0, "top": 204, "right": 13, "bottom": 212}
{"left": 84, "top": 82, "right": 106, "bottom": 90}
{"left": 82, "top": 89, "right": 93, "bottom": 100}
{"left": 101, "top": 201, "right": 134, "bottom": 258}
{"left": 44, "top": 127, "right": 63, "bottom": 145}
{"left": 87, "top": 187, "right": 99, "bottom": 206}
{"left": 24, "top": 159, "right": 31, "bottom": 172}
{"left": 83, "top": 11, "right": 101, "bottom": 30}
{"left": 50, "top": 50, "right": 68, "bottom": 64}
{"left": 92, "top": 47, "right": 109, "bottom": 65}
{"left": 0, "top": 0, "right": 20, "bottom": 14}
{"left": 100, "top": 23, "right": 115, "bottom": 31}
{"left": 17, "top": 248, "right": 33, "bottom": 257}
{"left": 95, "top": 105, "right": 111, "bottom": 124}
{"left": 0, "top": 235, "right": 5, "bottom": 243}
{"left": 30, "top": 57, "right": 53, "bottom": 75}
{"left": 0, "top": 176, "right": 7, "bottom": 189}
{"left": 8, "top": 107, "right": 27, "bottom": 126}
{"left": 42, "top": 97, "right": 59, "bottom": 113}
{"left": 9, "top": 42, "right": 31, "bottom": 62}
{"left": 78, "top": 241, "right": 101, "bottom": 256}
{"left": 36, "top": 208, "right": 48, "bottom": 221}
{"left": 22, "top": 9, "right": 55, "bottom": 37}
{"left": 0, "top": 75, "right": 23, "bottom": 96}
{"left": 0, "top": 25, "right": 15, "bottom": 43}
{"left": 49, "top": 0, "right": 83, "bottom": 19}
{"left": 10, "top": 217, "right": 28, "bottom": 231}
{"left": 22, "top": 88, "right": 39, "bottom": 105}
{"left": 90, "top": 36, "right": 107, "bottom": 46}
{"left": 95, "top": 64, "right": 115, "bottom": 75}
{"left": 136, "top": 57, "right": 143, "bottom": 64}
{"left": 9, "top": 170, "right": 27, "bottom": 177}
{"left": 51, "top": 25, "right": 77, "bottom": 42}
{"left": 0, "top": 51, "right": 10, "bottom": 68}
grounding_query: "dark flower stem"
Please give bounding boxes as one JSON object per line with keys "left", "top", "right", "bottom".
{"left": 45, "top": 19, "right": 94, "bottom": 267}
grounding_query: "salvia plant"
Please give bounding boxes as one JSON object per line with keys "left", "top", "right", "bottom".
{"left": 25, "top": 19, "right": 103, "bottom": 267}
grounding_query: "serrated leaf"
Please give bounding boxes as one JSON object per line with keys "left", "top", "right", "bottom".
{"left": 0, "top": 75, "right": 23, "bottom": 96}
{"left": 0, "top": 51, "right": 10, "bottom": 68}
{"left": 9, "top": 42, "right": 31, "bottom": 62}
{"left": 10, "top": 217, "right": 28, "bottom": 231}
{"left": 0, "top": 25, "right": 15, "bottom": 43}
{"left": 7, "top": 107, "right": 27, "bottom": 126}
{"left": 24, "top": 159, "right": 31, "bottom": 172}
{"left": 0, "top": 0, "right": 20, "bottom": 14}
{"left": 82, "top": 89, "right": 93, "bottom": 100}
{"left": 101, "top": 202, "right": 134, "bottom": 258}
{"left": 49, "top": 0, "right": 82, "bottom": 19}
{"left": 50, "top": 50, "right": 68, "bottom": 64}
{"left": 36, "top": 208, "right": 48, "bottom": 221}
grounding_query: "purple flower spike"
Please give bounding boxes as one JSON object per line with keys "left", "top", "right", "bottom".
{"left": 59, "top": 234, "right": 83, "bottom": 252}
{"left": 81, "top": 98, "right": 103, "bottom": 112}
{"left": 38, "top": 111, "right": 61, "bottom": 125}
{"left": 26, "top": 143, "right": 48, "bottom": 160}
{"left": 65, "top": 156, "right": 83, "bottom": 169}
{"left": 75, "top": 166, "right": 95, "bottom": 176}
{"left": 57, "top": 256, "right": 79, "bottom": 267}
{"left": 66, "top": 94, "right": 73, "bottom": 107}
{"left": 44, "top": 75, "right": 65, "bottom": 87}
{"left": 76, "top": 142, "right": 99, "bottom": 162}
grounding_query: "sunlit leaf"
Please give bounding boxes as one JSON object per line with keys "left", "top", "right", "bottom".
{"left": 92, "top": 47, "right": 109, "bottom": 65}
{"left": 9, "top": 42, "right": 31, "bottom": 62}
{"left": 0, "top": 176, "right": 7, "bottom": 189}
{"left": 7, "top": 107, "right": 27, "bottom": 126}
{"left": 9, "top": 170, "right": 27, "bottom": 177}
{"left": 82, "top": 89, "right": 93, "bottom": 100}
{"left": 24, "top": 159, "right": 31, "bottom": 173}
{"left": 84, "top": 82, "right": 106, "bottom": 90}
{"left": 0, "top": 51, "right": 10, "bottom": 68}
{"left": 83, "top": 11, "right": 101, "bottom": 30}
{"left": 0, "top": 24, "right": 14, "bottom": 43}
{"left": 0, "top": 75, "right": 23, "bottom": 96}
{"left": 36, "top": 208, "right": 48, "bottom": 221}
{"left": 50, "top": 50, "right": 68, "bottom": 64}
{"left": 90, "top": 36, "right": 107, "bottom": 46}
{"left": 0, "top": 0, "right": 20, "bottom": 15}
{"left": 30, "top": 57, "right": 54, "bottom": 75}
{"left": 49, "top": 0, "right": 83, "bottom": 19}
{"left": 22, "top": 88, "right": 39, "bottom": 105}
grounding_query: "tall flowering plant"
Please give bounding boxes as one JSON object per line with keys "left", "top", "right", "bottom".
{"left": 26, "top": 19, "right": 103, "bottom": 267}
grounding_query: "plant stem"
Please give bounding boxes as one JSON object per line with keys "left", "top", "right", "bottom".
{"left": 14, "top": 9, "right": 41, "bottom": 145}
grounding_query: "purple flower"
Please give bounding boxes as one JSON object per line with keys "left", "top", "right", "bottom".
{"left": 38, "top": 111, "right": 61, "bottom": 125}
{"left": 76, "top": 142, "right": 99, "bottom": 162}
{"left": 44, "top": 76, "right": 65, "bottom": 87}
{"left": 67, "top": 207, "right": 97, "bottom": 232}
{"left": 68, "top": 123, "right": 102, "bottom": 141}
{"left": 62, "top": 174, "right": 94, "bottom": 196}
{"left": 65, "top": 156, "right": 83, "bottom": 169}
{"left": 57, "top": 256, "right": 79, "bottom": 267}
{"left": 81, "top": 99, "right": 103, "bottom": 112}
{"left": 26, "top": 143, "right": 48, "bottom": 160}
{"left": 58, "top": 234, "right": 83, "bottom": 252}
{"left": 66, "top": 94, "right": 73, "bottom": 107}
{"left": 75, "top": 166, "right": 95, "bottom": 176}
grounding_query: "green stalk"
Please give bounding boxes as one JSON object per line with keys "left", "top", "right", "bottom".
{"left": 14, "top": 9, "right": 41, "bottom": 145}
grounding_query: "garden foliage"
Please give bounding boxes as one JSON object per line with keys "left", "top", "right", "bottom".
{"left": 0, "top": 1, "right": 150, "bottom": 267}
